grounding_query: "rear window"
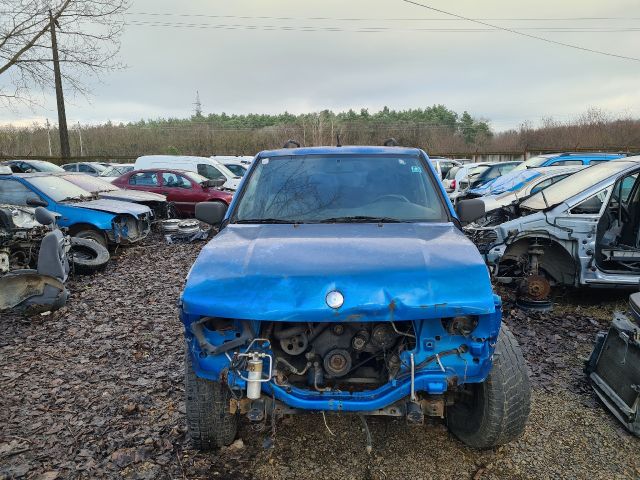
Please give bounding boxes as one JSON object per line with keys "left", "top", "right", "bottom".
{"left": 129, "top": 172, "right": 159, "bottom": 186}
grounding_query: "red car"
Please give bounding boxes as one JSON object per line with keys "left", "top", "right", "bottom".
{"left": 112, "top": 169, "right": 233, "bottom": 217}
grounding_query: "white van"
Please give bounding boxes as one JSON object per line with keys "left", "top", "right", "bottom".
{"left": 134, "top": 155, "right": 241, "bottom": 191}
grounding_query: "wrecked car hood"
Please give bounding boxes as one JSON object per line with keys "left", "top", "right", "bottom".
{"left": 98, "top": 190, "right": 166, "bottom": 203}
{"left": 182, "top": 223, "right": 497, "bottom": 321}
{"left": 74, "top": 199, "right": 151, "bottom": 217}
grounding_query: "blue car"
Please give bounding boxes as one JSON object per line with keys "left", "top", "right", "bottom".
{"left": 179, "top": 145, "right": 530, "bottom": 450}
{"left": 0, "top": 172, "right": 152, "bottom": 247}
{"left": 514, "top": 152, "right": 625, "bottom": 171}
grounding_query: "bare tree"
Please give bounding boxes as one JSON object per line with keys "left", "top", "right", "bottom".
{"left": 0, "top": 0, "right": 128, "bottom": 106}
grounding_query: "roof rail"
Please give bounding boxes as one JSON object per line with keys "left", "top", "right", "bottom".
{"left": 283, "top": 140, "right": 301, "bottom": 149}
{"left": 383, "top": 138, "right": 399, "bottom": 147}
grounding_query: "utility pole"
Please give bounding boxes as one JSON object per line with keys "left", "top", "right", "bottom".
{"left": 49, "top": 10, "right": 70, "bottom": 159}
{"left": 77, "top": 122, "right": 84, "bottom": 156}
{"left": 45, "top": 119, "right": 52, "bottom": 156}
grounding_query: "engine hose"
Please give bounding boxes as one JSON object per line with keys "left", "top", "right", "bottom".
{"left": 191, "top": 318, "right": 254, "bottom": 356}
{"left": 414, "top": 347, "right": 465, "bottom": 370}
{"left": 275, "top": 357, "right": 310, "bottom": 376}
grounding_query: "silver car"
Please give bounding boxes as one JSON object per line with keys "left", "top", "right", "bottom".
{"left": 466, "top": 158, "right": 640, "bottom": 295}
{"left": 469, "top": 165, "right": 584, "bottom": 216}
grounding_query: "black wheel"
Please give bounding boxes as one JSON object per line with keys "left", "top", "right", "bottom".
{"left": 73, "top": 229, "right": 108, "bottom": 249}
{"left": 69, "top": 237, "right": 110, "bottom": 274}
{"left": 185, "top": 347, "right": 237, "bottom": 450}
{"left": 446, "top": 325, "right": 531, "bottom": 449}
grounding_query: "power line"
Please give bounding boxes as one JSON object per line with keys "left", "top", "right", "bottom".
{"left": 123, "top": 20, "right": 640, "bottom": 34}
{"left": 123, "top": 12, "right": 640, "bottom": 22}
{"left": 399, "top": 0, "right": 640, "bottom": 62}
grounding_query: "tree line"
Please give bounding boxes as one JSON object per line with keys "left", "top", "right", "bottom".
{"left": 1, "top": 106, "right": 639, "bottom": 159}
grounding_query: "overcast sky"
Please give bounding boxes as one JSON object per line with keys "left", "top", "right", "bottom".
{"left": 2, "top": 0, "right": 640, "bottom": 130}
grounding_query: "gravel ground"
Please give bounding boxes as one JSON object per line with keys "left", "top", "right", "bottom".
{"left": 1, "top": 235, "right": 639, "bottom": 479}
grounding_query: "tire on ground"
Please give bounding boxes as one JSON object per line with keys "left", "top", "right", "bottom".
{"left": 69, "top": 237, "right": 110, "bottom": 274}
{"left": 446, "top": 325, "right": 531, "bottom": 449}
{"left": 185, "top": 347, "right": 238, "bottom": 450}
{"left": 72, "top": 228, "right": 108, "bottom": 249}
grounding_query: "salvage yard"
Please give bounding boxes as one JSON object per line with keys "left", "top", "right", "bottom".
{"left": 1, "top": 234, "right": 639, "bottom": 480}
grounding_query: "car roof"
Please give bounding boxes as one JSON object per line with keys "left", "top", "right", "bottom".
{"left": 256, "top": 146, "right": 424, "bottom": 157}
{"left": 539, "top": 152, "right": 626, "bottom": 159}
{"left": 127, "top": 168, "right": 195, "bottom": 174}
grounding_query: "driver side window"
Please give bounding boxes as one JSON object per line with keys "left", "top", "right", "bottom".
{"left": 162, "top": 172, "right": 192, "bottom": 189}
{"left": 570, "top": 190, "right": 608, "bottom": 215}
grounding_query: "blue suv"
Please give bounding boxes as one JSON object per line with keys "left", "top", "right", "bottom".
{"left": 180, "top": 145, "right": 530, "bottom": 450}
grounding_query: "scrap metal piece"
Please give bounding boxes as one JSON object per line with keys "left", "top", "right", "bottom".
{"left": 586, "top": 309, "right": 640, "bottom": 437}
{"left": 0, "top": 272, "right": 67, "bottom": 312}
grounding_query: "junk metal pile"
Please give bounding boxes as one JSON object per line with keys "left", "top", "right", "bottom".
{"left": 1, "top": 153, "right": 640, "bottom": 479}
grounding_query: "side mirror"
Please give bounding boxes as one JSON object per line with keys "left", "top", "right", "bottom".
{"left": 26, "top": 197, "right": 48, "bottom": 207}
{"left": 456, "top": 199, "right": 486, "bottom": 223}
{"left": 34, "top": 206, "right": 56, "bottom": 226}
{"left": 195, "top": 202, "right": 228, "bottom": 225}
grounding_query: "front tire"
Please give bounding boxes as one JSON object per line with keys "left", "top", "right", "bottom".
{"left": 446, "top": 325, "right": 530, "bottom": 449}
{"left": 72, "top": 228, "right": 108, "bottom": 249}
{"left": 185, "top": 347, "right": 237, "bottom": 450}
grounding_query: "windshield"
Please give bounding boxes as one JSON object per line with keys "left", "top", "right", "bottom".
{"left": 100, "top": 165, "right": 132, "bottom": 177}
{"left": 467, "top": 165, "right": 490, "bottom": 177}
{"left": 62, "top": 174, "right": 118, "bottom": 193}
{"left": 233, "top": 155, "right": 448, "bottom": 223}
{"left": 445, "top": 166, "right": 460, "bottom": 180}
{"left": 489, "top": 170, "right": 541, "bottom": 194}
{"left": 30, "top": 161, "right": 65, "bottom": 172}
{"left": 210, "top": 161, "right": 239, "bottom": 179}
{"left": 521, "top": 161, "right": 636, "bottom": 211}
{"left": 184, "top": 171, "right": 209, "bottom": 184}
{"left": 513, "top": 156, "right": 550, "bottom": 171}
{"left": 26, "top": 176, "right": 94, "bottom": 202}
{"left": 225, "top": 164, "right": 247, "bottom": 176}
{"left": 87, "top": 163, "right": 107, "bottom": 173}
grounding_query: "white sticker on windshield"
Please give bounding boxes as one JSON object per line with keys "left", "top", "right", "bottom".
{"left": 411, "top": 166, "right": 422, "bottom": 173}
{"left": 261, "top": 158, "right": 269, "bottom": 165}
{"left": 398, "top": 159, "right": 406, "bottom": 165}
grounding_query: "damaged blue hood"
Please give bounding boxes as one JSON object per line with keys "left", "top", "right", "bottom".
{"left": 182, "top": 223, "right": 496, "bottom": 321}
{"left": 73, "top": 198, "right": 151, "bottom": 217}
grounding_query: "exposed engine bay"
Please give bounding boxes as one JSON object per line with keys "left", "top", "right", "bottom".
{"left": 0, "top": 205, "right": 49, "bottom": 273}
{"left": 261, "top": 321, "right": 416, "bottom": 391}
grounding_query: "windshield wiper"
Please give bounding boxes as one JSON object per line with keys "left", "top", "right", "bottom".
{"left": 317, "top": 216, "right": 403, "bottom": 223}
{"left": 234, "top": 218, "right": 302, "bottom": 224}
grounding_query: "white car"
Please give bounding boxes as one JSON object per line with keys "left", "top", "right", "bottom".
{"left": 211, "top": 156, "right": 253, "bottom": 177}
{"left": 99, "top": 163, "right": 134, "bottom": 183}
{"left": 134, "top": 155, "right": 240, "bottom": 191}
{"left": 443, "top": 163, "right": 492, "bottom": 201}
